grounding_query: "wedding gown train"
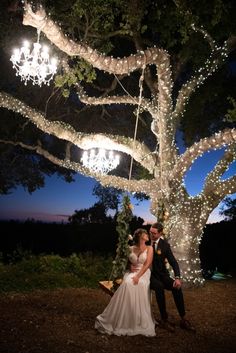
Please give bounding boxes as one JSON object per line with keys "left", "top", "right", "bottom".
{"left": 95, "top": 248, "right": 156, "bottom": 336}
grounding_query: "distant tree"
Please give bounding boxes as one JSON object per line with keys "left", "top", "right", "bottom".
{"left": 220, "top": 197, "right": 236, "bottom": 221}
{"left": 92, "top": 183, "right": 122, "bottom": 214}
{"left": 129, "top": 215, "right": 145, "bottom": 232}
{"left": 68, "top": 202, "right": 111, "bottom": 224}
{"left": 93, "top": 183, "right": 149, "bottom": 216}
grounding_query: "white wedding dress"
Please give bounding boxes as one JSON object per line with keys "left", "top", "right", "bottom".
{"left": 95, "top": 247, "right": 156, "bottom": 336}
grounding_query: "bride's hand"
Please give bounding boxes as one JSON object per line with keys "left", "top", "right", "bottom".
{"left": 130, "top": 264, "right": 139, "bottom": 273}
{"left": 132, "top": 275, "right": 139, "bottom": 285}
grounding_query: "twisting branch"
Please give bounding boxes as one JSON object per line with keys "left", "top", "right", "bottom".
{"left": 75, "top": 83, "right": 155, "bottom": 115}
{"left": 190, "top": 24, "right": 216, "bottom": 50}
{"left": 172, "top": 25, "right": 230, "bottom": 126}
{"left": 0, "top": 91, "right": 155, "bottom": 172}
{"left": 172, "top": 128, "right": 236, "bottom": 183}
{"left": 0, "top": 138, "right": 156, "bottom": 195}
{"left": 23, "top": 3, "right": 170, "bottom": 76}
{"left": 0, "top": 139, "right": 38, "bottom": 152}
{"left": 203, "top": 145, "right": 236, "bottom": 193}
{"left": 32, "top": 5, "right": 172, "bottom": 147}
{"left": 60, "top": 57, "right": 156, "bottom": 115}
{"left": 201, "top": 174, "right": 236, "bottom": 212}
{"left": 218, "top": 176, "right": 236, "bottom": 195}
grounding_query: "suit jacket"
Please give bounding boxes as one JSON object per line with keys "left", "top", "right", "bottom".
{"left": 151, "top": 238, "right": 180, "bottom": 279}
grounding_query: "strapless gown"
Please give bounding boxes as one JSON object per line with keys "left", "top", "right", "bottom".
{"left": 95, "top": 248, "right": 156, "bottom": 336}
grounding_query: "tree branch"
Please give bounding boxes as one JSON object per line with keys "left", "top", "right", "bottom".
{"left": 0, "top": 91, "right": 155, "bottom": 172}
{"left": 201, "top": 174, "right": 236, "bottom": 212}
{"left": 60, "top": 54, "right": 156, "bottom": 116}
{"left": 191, "top": 24, "right": 216, "bottom": 50}
{"left": 23, "top": 2, "right": 169, "bottom": 76}
{"left": 0, "top": 138, "right": 156, "bottom": 195}
{"left": 172, "top": 128, "right": 236, "bottom": 183}
{"left": 203, "top": 144, "right": 236, "bottom": 190}
{"left": 75, "top": 82, "right": 155, "bottom": 115}
{"left": 219, "top": 176, "right": 236, "bottom": 195}
{"left": 172, "top": 27, "right": 234, "bottom": 126}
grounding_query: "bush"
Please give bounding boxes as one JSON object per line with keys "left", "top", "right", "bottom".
{"left": 0, "top": 252, "right": 114, "bottom": 292}
{"left": 39, "top": 255, "right": 68, "bottom": 273}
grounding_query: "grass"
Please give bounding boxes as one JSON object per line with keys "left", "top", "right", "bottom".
{"left": 0, "top": 252, "right": 114, "bottom": 292}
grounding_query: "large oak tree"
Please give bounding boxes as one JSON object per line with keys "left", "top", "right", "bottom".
{"left": 0, "top": 0, "right": 236, "bottom": 284}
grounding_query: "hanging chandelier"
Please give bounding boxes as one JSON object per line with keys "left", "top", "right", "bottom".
{"left": 10, "top": 30, "right": 57, "bottom": 86}
{"left": 81, "top": 148, "right": 120, "bottom": 175}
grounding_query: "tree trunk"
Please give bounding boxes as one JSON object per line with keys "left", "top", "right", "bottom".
{"left": 151, "top": 194, "right": 209, "bottom": 286}
{"left": 168, "top": 217, "right": 205, "bottom": 286}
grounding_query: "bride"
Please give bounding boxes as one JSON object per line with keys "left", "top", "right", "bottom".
{"left": 95, "top": 228, "right": 155, "bottom": 336}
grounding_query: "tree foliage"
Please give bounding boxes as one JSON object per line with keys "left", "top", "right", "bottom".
{"left": 220, "top": 197, "right": 236, "bottom": 221}
{"left": 0, "top": 0, "right": 236, "bottom": 284}
{"left": 68, "top": 202, "right": 111, "bottom": 224}
{"left": 92, "top": 183, "right": 122, "bottom": 213}
{"left": 0, "top": 0, "right": 235, "bottom": 193}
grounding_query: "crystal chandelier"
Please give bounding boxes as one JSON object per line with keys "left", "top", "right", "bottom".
{"left": 81, "top": 149, "right": 120, "bottom": 174}
{"left": 10, "top": 30, "right": 57, "bottom": 86}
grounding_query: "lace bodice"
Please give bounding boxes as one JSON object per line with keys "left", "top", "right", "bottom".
{"left": 128, "top": 247, "right": 147, "bottom": 265}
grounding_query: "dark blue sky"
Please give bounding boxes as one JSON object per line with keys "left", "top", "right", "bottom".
{"left": 0, "top": 147, "right": 235, "bottom": 223}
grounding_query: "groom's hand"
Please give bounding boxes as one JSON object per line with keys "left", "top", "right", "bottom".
{"left": 173, "top": 278, "right": 181, "bottom": 289}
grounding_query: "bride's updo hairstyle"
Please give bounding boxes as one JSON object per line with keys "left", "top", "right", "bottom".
{"left": 133, "top": 228, "right": 148, "bottom": 245}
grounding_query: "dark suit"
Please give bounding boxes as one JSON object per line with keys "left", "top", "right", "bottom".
{"left": 150, "top": 238, "right": 185, "bottom": 320}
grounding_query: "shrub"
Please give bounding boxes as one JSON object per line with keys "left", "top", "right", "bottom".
{"left": 0, "top": 252, "right": 114, "bottom": 292}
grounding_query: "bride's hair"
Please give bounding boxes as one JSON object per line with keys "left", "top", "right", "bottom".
{"left": 133, "top": 228, "right": 148, "bottom": 245}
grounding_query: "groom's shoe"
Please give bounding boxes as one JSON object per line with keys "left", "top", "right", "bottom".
{"left": 159, "top": 320, "right": 175, "bottom": 333}
{"left": 180, "top": 319, "right": 196, "bottom": 333}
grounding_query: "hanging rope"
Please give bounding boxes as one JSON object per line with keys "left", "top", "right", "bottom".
{"left": 114, "top": 64, "right": 146, "bottom": 181}
{"left": 128, "top": 65, "right": 145, "bottom": 181}
{"left": 98, "top": 65, "right": 147, "bottom": 295}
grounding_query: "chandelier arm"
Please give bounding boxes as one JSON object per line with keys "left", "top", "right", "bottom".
{"left": 79, "top": 133, "right": 155, "bottom": 172}
{"left": 10, "top": 25, "right": 58, "bottom": 86}
{"left": 81, "top": 149, "right": 120, "bottom": 175}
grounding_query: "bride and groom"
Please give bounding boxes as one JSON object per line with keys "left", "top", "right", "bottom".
{"left": 95, "top": 222, "right": 195, "bottom": 336}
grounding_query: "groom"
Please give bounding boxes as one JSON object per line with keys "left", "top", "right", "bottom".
{"left": 149, "top": 222, "right": 196, "bottom": 332}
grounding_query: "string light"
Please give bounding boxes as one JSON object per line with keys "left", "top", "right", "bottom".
{"left": 1, "top": 3, "right": 235, "bottom": 286}
{"left": 81, "top": 148, "right": 120, "bottom": 174}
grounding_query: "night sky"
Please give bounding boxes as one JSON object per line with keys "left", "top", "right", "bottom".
{"left": 0, "top": 147, "right": 235, "bottom": 223}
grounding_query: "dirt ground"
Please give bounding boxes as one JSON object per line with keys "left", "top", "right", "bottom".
{"left": 0, "top": 278, "right": 235, "bottom": 353}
